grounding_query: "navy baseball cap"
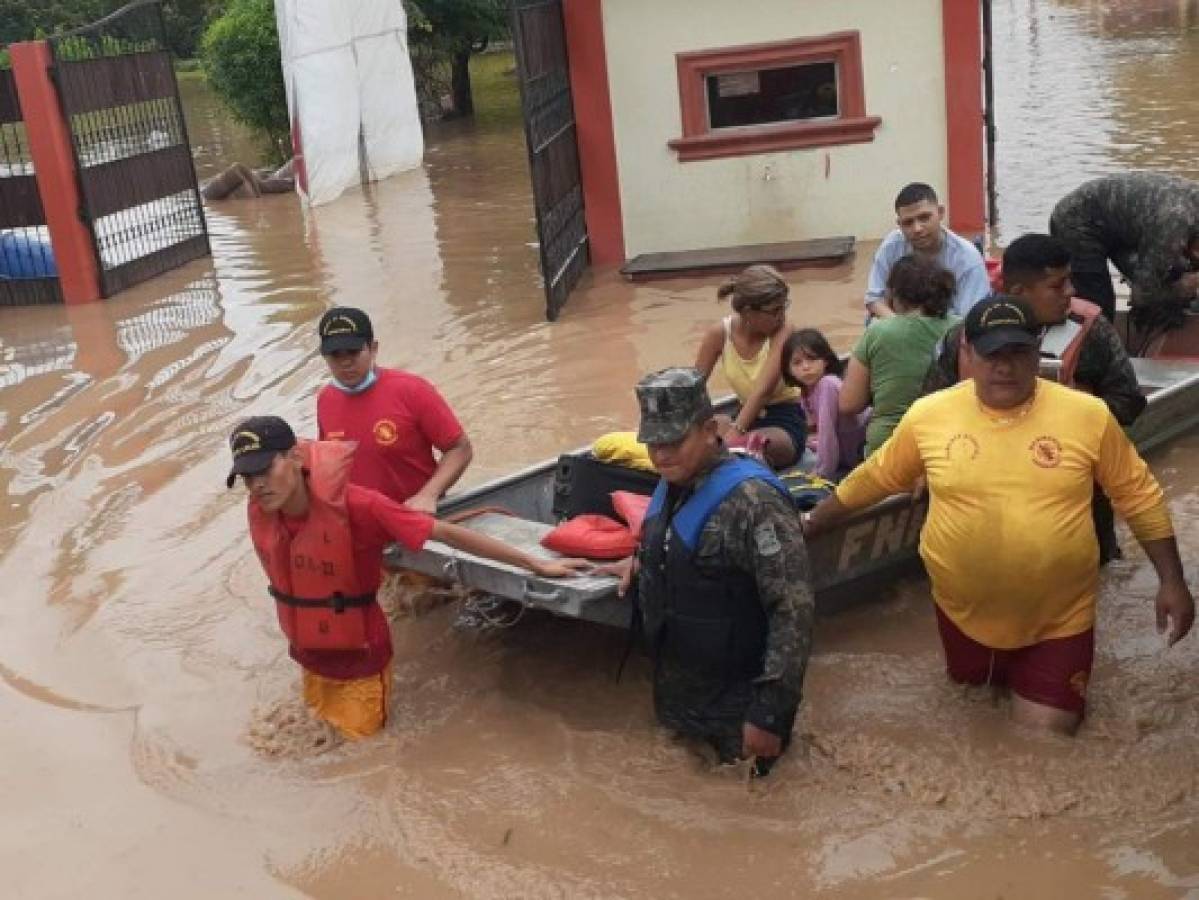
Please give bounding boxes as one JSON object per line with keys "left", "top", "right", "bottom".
{"left": 226, "top": 416, "right": 296, "bottom": 487}
{"left": 965, "top": 295, "right": 1040, "bottom": 356}
{"left": 318, "top": 307, "right": 374, "bottom": 354}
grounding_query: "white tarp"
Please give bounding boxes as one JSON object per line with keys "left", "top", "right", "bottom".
{"left": 274, "top": 0, "right": 424, "bottom": 206}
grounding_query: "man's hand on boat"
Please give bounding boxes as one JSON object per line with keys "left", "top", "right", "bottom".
{"left": 594, "top": 557, "right": 637, "bottom": 596}
{"left": 800, "top": 494, "right": 849, "bottom": 540}
{"left": 429, "top": 520, "right": 592, "bottom": 578}
{"left": 406, "top": 489, "right": 440, "bottom": 515}
{"left": 530, "top": 557, "right": 594, "bottom": 578}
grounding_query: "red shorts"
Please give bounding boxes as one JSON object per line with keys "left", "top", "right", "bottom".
{"left": 934, "top": 605, "right": 1094, "bottom": 715}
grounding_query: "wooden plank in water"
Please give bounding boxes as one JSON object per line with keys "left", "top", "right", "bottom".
{"left": 621, "top": 236, "right": 855, "bottom": 281}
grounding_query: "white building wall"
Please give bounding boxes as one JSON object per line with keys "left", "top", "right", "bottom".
{"left": 600, "top": 0, "right": 948, "bottom": 257}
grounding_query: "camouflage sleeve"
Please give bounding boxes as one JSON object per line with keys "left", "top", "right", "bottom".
{"left": 703, "top": 480, "right": 815, "bottom": 736}
{"left": 920, "top": 323, "right": 963, "bottom": 397}
{"left": 1076, "top": 316, "right": 1146, "bottom": 427}
{"left": 1129, "top": 196, "right": 1199, "bottom": 303}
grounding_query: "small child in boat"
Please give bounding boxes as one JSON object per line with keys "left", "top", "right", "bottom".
{"left": 781, "top": 329, "right": 868, "bottom": 480}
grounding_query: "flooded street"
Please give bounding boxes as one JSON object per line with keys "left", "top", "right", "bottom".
{"left": 3, "top": 1, "right": 1199, "bottom": 896}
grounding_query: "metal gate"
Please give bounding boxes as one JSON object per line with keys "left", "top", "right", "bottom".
{"left": 0, "top": 66, "right": 63, "bottom": 306}
{"left": 512, "top": 0, "right": 589, "bottom": 321}
{"left": 48, "top": 0, "right": 209, "bottom": 298}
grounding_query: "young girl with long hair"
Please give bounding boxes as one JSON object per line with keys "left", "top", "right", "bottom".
{"left": 781, "top": 329, "right": 868, "bottom": 480}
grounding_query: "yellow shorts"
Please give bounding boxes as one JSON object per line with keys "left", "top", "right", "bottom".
{"left": 301, "top": 663, "right": 392, "bottom": 740}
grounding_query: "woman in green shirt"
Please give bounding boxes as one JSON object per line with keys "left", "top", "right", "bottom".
{"left": 841, "top": 255, "right": 960, "bottom": 455}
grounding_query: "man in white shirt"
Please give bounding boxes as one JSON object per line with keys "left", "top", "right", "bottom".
{"left": 865, "top": 182, "right": 991, "bottom": 320}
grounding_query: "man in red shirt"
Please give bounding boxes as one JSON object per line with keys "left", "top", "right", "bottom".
{"left": 316, "top": 306, "right": 472, "bottom": 512}
{"left": 227, "top": 416, "right": 586, "bottom": 739}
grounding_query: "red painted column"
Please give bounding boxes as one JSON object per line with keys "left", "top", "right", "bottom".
{"left": 563, "top": 0, "right": 626, "bottom": 265}
{"left": 941, "top": 0, "right": 986, "bottom": 238}
{"left": 10, "top": 40, "right": 102, "bottom": 304}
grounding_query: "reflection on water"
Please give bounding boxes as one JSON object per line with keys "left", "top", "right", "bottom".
{"left": 993, "top": 0, "right": 1199, "bottom": 241}
{"left": 2, "top": 8, "right": 1199, "bottom": 896}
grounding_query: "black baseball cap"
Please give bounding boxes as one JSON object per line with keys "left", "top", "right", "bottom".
{"left": 964, "top": 295, "right": 1040, "bottom": 356}
{"left": 226, "top": 416, "right": 297, "bottom": 488}
{"left": 318, "top": 307, "right": 374, "bottom": 354}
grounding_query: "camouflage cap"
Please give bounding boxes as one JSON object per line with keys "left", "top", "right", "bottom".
{"left": 635, "top": 367, "right": 714, "bottom": 444}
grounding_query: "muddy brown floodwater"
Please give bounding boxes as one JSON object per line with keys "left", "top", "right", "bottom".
{"left": 2, "top": 2, "right": 1199, "bottom": 897}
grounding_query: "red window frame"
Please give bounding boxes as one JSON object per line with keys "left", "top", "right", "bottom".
{"left": 667, "top": 31, "right": 882, "bottom": 163}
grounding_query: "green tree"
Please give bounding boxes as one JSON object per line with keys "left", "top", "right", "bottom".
{"left": 407, "top": 0, "right": 508, "bottom": 118}
{"left": 163, "top": 0, "right": 221, "bottom": 59}
{"left": 201, "top": 0, "right": 288, "bottom": 159}
{"left": 0, "top": 1, "right": 217, "bottom": 58}
{"left": 0, "top": 0, "right": 113, "bottom": 46}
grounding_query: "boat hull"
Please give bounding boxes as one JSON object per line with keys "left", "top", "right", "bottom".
{"left": 387, "top": 314, "right": 1199, "bottom": 628}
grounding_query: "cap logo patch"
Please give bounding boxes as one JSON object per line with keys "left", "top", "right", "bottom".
{"left": 231, "top": 430, "right": 262, "bottom": 457}
{"left": 322, "top": 315, "right": 359, "bottom": 336}
{"left": 979, "top": 303, "right": 1027, "bottom": 328}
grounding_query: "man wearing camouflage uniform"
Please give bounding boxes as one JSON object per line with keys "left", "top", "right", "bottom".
{"left": 1049, "top": 172, "right": 1199, "bottom": 325}
{"left": 630, "top": 368, "right": 814, "bottom": 776}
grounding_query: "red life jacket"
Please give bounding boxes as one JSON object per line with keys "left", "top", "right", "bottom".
{"left": 247, "top": 440, "right": 373, "bottom": 651}
{"left": 957, "top": 297, "right": 1100, "bottom": 388}
{"left": 1055, "top": 298, "right": 1101, "bottom": 388}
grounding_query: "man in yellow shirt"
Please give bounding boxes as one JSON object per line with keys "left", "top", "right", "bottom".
{"left": 804, "top": 297, "right": 1194, "bottom": 733}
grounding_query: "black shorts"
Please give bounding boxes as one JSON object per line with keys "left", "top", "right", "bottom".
{"left": 746, "top": 401, "right": 807, "bottom": 453}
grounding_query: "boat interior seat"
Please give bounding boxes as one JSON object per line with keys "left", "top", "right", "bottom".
{"left": 1130, "top": 356, "right": 1199, "bottom": 393}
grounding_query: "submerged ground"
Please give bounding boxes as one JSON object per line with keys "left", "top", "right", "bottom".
{"left": 2, "top": 2, "right": 1199, "bottom": 896}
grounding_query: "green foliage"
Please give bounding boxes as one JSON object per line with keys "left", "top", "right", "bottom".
{"left": 0, "top": 1, "right": 214, "bottom": 59}
{"left": 406, "top": 0, "right": 508, "bottom": 117}
{"left": 201, "top": 0, "right": 288, "bottom": 159}
{"left": 162, "top": 0, "right": 219, "bottom": 58}
{"left": 406, "top": 0, "right": 507, "bottom": 54}
{"left": 0, "top": 0, "right": 112, "bottom": 47}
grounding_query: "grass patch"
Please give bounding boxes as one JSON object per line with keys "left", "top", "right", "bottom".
{"left": 469, "top": 50, "right": 521, "bottom": 128}
{"left": 174, "top": 58, "right": 204, "bottom": 76}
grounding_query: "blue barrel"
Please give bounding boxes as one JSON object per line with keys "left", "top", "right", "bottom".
{"left": 0, "top": 230, "right": 59, "bottom": 279}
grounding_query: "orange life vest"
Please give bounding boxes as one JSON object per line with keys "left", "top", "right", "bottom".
{"left": 1054, "top": 298, "right": 1101, "bottom": 387}
{"left": 247, "top": 440, "right": 373, "bottom": 651}
{"left": 957, "top": 297, "right": 1100, "bottom": 388}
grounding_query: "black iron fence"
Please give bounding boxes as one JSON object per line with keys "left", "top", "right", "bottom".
{"left": 49, "top": 0, "right": 209, "bottom": 298}
{"left": 0, "top": 66, "right": 63, "bottom": 307}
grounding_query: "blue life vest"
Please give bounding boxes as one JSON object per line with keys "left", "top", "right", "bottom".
{"left": 644, "top": 456, "right": 789, "bottom": 552}
{"left": 639, "top": 457, "right": 792, "bottom": 685}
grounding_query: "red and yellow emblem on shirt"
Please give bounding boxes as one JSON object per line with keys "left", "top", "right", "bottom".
{"left": 373, "top": 418, "right": 399, "bottom": 446}
{"left": 1029, "top": 435, "right": 1063, "bottom": 468}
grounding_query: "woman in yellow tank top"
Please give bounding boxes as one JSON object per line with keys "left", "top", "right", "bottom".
{"left": 694, "top": 265, "right": 805, "bottom": 469}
